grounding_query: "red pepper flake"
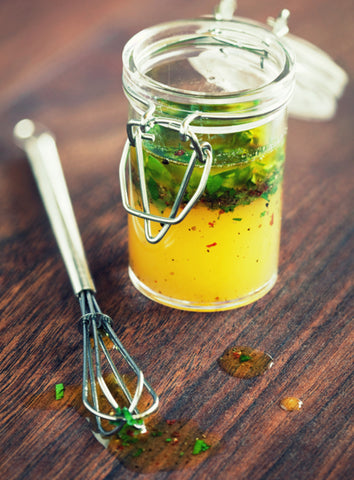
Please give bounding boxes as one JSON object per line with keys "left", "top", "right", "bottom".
{"left": 166, "top": 419, "right": 176, "bottom": 425}
{"left": 190, "top": 226, "right": 196, "bottom": 231}
{"left": 270, "top": 213, "right": 274, "bottom": 226}
{"left": 174, "top": 149, "right": 185, "bottom": 156}
{"left": 218, "top": 210, "right": 225, "bottom": 216}
{"left": 248, "top": 189, "right": 263, "bottom": 197}
{"left": 208, "top": 221, "right": 216, "bottom": 228}
{"left": 206, "top": 242, "right": 217, "bottom": 248}
{"left": 232, "top": 347, "right": 242, "bottom": 358}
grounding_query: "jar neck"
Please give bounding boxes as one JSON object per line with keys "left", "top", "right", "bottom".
{"left": 123, "top": 17, "right": 295, "bottom": 125}
{"left": 124, "top": 86, "right": 290, "bottom": 136}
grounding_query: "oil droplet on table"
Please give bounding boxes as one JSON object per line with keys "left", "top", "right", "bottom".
{"left": 280, "top": 397, "right": 303, "bottom": 411}
{"left": 218, "top": 345, "right": 273, "bottom": 378}
{"left": 90, "top": 333, "right": 115, "bottom": 350}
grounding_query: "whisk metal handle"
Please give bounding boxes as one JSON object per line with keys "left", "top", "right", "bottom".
{"left": 13, "top": 119, "right": 95, "bottom": 295}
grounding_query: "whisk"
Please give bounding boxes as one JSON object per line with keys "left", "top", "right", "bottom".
{"left": 13, "top": 119, "right": 159, "bottom": 436}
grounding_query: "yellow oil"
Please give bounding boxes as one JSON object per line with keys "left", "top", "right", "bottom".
{"left": 128, "top": 188, "right": 282, "bottom": 310}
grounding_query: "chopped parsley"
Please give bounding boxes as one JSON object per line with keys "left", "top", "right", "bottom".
{"left": 192, "top": 438, "right": 210, "bottom": 455}
{"left": 109, "top": 406, "right": 144, "bottom": 445}
{"left": 239, "top": 354, "right": 251, "bottom": 362}
{"left": 116, "top": 424, "right": 140, "bottom": 446}
{"left": 110, "top": 406, "right": 143, "bottom": 427}
{"left": 132, "top": 127, "right": 286, "bottom": 213}
{"left": 132, "top": 447, "right": 144, "bottom": 457}
{"left": 55, "top": 383, "right": 64, "bottom": 400}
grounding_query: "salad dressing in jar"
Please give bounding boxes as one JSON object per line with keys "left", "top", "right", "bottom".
{"left": 120, "top": 13, "right": 295, "bottom": 311}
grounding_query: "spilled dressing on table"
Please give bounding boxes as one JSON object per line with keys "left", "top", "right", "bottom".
{"left": 279, "top": 397, "right": 303, "bottom": 411}
{"left": 90, "top": 335, "right": 114, "bottom": 350}
{"left": 218, "top": 345, "right": 304, "bottom": 412}
{"left": 218, "top": 345, "right": 273, "bottom": 378}
{"left": 91, "top": 374, "right": 221, "bottom": 472}
{"left": 26, "top": 340, "right": 305, "bottom": 473}
{"left": 27, "top": 373, "right": 220, "bottom": 473}
{"left": 106, "top": 417, "right": 221, "bottom": 473}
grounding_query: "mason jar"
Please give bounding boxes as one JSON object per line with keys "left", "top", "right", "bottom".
{"left": 120, "top": 16, "right": 295, "bottom": 311}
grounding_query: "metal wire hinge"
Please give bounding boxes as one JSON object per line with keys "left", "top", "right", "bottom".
{"left": 267, "top": 9, "right": 290, "bottom": 37}
{"left": 119, "top": 112, "right": 213, "bottom": 244}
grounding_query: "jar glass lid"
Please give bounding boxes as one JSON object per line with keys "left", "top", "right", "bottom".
{"left": 212, "top": 0, "right": 348, "bottom": 120}
{"left": 283, "top": 32, "right": 348, "bottom": 120}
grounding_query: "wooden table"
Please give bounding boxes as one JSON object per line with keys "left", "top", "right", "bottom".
{"left": 0, "top": 0, "right": 353, "bottom": 478}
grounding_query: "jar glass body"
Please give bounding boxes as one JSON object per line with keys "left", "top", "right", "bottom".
{"left": 122, "top": 18, "right": 295, "bottom": 311}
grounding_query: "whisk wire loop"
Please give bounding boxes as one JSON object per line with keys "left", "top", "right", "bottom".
{"left": 81, "top": 316, "right": 122, "bottom": 435}
{"left": 79, "top": 290, "right": 158, "bottom": 435}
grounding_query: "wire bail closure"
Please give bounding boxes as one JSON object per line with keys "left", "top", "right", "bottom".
{"left": 119, "top": 110, "right": 213, "bottom": 244}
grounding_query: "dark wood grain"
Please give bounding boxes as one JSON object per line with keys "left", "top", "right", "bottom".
{"left": 0, "top": 0, "right": 353, "bottom": 479}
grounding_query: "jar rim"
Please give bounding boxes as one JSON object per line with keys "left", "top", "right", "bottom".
{"left": 122, "top": 17, "right": 295, "bottom": 118}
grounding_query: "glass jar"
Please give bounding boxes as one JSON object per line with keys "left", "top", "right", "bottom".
{"left": 120, "top": 17, "right": 295, "bottom": 311}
